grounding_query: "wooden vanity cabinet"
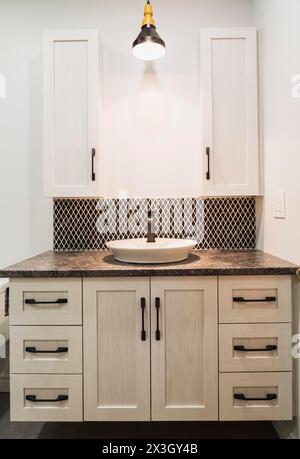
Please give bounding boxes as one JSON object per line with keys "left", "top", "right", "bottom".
{"left": 8, "top": 275, "right": 293, "bottom": 422}
{"left": 83, "top": 277, "right": 218, "bottom": 421}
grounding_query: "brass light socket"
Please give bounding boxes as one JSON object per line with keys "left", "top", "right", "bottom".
{"left": 142, "top": 1, "right": 155, "bottom": 27}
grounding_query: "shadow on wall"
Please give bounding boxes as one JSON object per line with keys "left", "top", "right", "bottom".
{"left": 132, "top": 62, "right": 170, "bottom": 134}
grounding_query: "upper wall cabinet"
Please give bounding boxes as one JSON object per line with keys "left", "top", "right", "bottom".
{"left": 200, "top": 28, "right": 259, "bottom": 196}
{"left": 43, "top": 30, "right": 101, "bottom": 197}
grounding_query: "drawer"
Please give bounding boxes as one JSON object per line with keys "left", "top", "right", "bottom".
{"left": 219, "top": 275, "right": 291, "bottom": 323}
{"left": 219, "top": 372, "right": 292, "bottom": 421}
{"left": 10, "top": 278, "right": 82, "bottom": 325}
{"left": 10, "top": 374, "right": 83, "bottom": 421}
{"left": 10, "top": 326, "right": 82, "bottom": 374}
{"left": 219, "top": 323, "right": 292, "bottom": 372}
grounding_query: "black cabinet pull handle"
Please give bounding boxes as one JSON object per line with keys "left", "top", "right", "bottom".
{"left": 26, "top": 395, "right": 68, "bottom": 403}
{"left": 25, "top": 346, "right": 68, "bottom": 354}
{"left": 141, "top": 298, "right": 146, "bottom": 341}
{"left": 4, "top": 287, "right": 9, "bottom": 317}
{"left": 25, "top": 298, "right": 68, "bottom": 305}
{"left": 155, "top": 297, "right": 161, "bottom": 341}
{"left": 233, "top": 296, "right": 276, "bottom": 303}
{"left": 206, "top": 147, "right": 211, "bottom": 180}
{"left": 91, "top": 148, "right": 96, "bottom": 181}
{"left": 234, "top": 345, "right": 277, "bottom": 353}
{"left": 234, "top": 393, "right": 277, "bottom": 402}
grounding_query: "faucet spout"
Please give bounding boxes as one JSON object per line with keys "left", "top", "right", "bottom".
{"left": 147, "top": 210, "right": 156, "bottom": 243}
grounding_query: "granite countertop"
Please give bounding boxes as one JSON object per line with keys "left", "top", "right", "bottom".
{"left": 0, "top": 250, "right": 297, "bottom": 278}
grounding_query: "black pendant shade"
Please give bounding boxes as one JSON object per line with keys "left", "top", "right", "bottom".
{"left": 133, "top": 24, "right": 165, "bottom": 49}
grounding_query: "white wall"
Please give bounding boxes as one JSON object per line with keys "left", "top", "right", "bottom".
{"left": 255, "top": 0, "right": 300, "bottom": 265}
{"left": 0, "top": 0, "right": 254, "bottom": 267}
{"left": 254, "top": 0, "right": 300, "bottom": 439}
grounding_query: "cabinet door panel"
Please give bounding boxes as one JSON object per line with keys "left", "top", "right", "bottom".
{"left": 83, "top": 278, "right": 150, "bottom": 421}
{"left": 151, "top": 277, "right": 218, "bottom": 421}
{"left": 44, "top": 30, "right": 100, "bottom": 197}
{"left": 200, "top": 28, "right": 259, "bottom": 196}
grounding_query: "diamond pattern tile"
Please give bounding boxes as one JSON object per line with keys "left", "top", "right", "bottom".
{"left": 53, "top": 198, "right": 256, "bottom": 251}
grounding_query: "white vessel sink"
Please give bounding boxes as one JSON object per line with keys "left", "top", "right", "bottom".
{"left": 107, "top": 238, "right": 197, "bottom": 264}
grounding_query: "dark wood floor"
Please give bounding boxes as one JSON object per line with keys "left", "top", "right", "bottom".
{"left": 0, "top": 393, "right": 278, "bottom": 439}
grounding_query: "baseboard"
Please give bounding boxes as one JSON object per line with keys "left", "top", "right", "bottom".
{"left": 0, "top": 377, "right": 9, "bottom": 393}
{"left": 273, "top": 421, "right": 298, "bottom": 439}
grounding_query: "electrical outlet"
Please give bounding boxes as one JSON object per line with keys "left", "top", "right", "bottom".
{"left": 273, "top": 190, "right": 286, "bottom": 219}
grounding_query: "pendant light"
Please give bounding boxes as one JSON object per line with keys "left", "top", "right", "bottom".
{"left": 132, "top": 0, "right": 165, "bottom": 61}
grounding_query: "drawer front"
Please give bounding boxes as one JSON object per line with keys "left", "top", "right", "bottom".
{"left": 10, "top": 374, "right": 83, "bottom": 421}
{"left": 219, "top": 372, "right": 292, "bottom": 421}
{"left": 219, "top": 275, "right": 292, "bottom": 323}
{"left": 10, "top": 279, "right": 82, "bottom": 325}
{"left": 219, "top": 323, "right": 292, "bottom": 372}
{"left": 10, "top": 326, "right": 82, "bottom": 374}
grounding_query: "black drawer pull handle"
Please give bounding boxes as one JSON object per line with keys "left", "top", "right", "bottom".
{"left": 4, "top": 287, "right": 9, "bottom": 317}
{"left": 234, "top": 345, "right": 277, "bottom": 352}
{"left": 234, "top": 393, "right": 277, "bottom": 402}
{"left": 141, "top": 297, "right": 146, "bottom": 341}
{"left": 25, "top": 346, "right": 68, "bottom": 354}
{"left": 206, "top": 147, "right": 211, "bottom": 180}
{"left": 91, "top": 148, "right": 96, "bottom": 181}
{"left": 155, "top": 297, "right": 161, "bottom": 341}
{"left": 25, "top": 298, "right": 68, "bottom": 305}
{"left": 233, "top": 296, "right": 276, "bottom": 303}
{"left": 26, "top": 395, "right": 68, "bottom": 403}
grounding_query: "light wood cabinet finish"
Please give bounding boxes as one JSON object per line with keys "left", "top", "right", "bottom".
{"left": 219, "top": 275, "right": 292, "bottom": 323}
{"left": 83, "top": 278, "right": 150, "bottom": 421}
{"left": 10, "top": 326, "right": 82, "bottom": 374}
{"left": 151, "top": 277, "right": 218, "bottom": 421}
{"left": 219, "top": 372, "right": 292, "bottom": 421}
{"left": 10, "top": 278, "right": 82, "bottom": 325}
{"left": 10, "top": 374, "right": 83, "bottom": 422}
{"left": 43, "top": 30, "right": 101, "bottom": 197}
{"left": 200, "top": 28, "right": 259, "bottom": 196}
{"left": 8, "top": 274, "right": 293, "bottom": 423}
{"left": 219, "top": 323, "right": 292, "bottom": 373}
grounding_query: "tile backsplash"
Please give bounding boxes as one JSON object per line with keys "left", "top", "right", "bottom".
{"left": 53, "top": 197, "right": 256, "bottom": 251}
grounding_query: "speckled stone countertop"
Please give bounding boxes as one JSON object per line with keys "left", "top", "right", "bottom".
{"left": 0, "top": 250, "right": 297, "bottom": 278}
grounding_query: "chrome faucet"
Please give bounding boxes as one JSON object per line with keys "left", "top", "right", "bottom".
{"left": 147, "top": 211, "right": 156, "bottom": 243}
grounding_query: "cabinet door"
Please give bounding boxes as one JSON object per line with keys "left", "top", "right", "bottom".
{"left": 43, "top": 30, "right": 100, "bottom": 197}
{"left": 151, "top": 277, "right": 218, "bottom": 420}
{"left": 83, "top": 278, "right": 150, "bottom": 421}
{"left": 200, "top": 28, "right": 259, "bottom": 196}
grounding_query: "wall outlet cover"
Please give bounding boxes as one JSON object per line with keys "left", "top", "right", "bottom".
{"left": 273, "top": 190, "right": 286, "bottom": 219}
